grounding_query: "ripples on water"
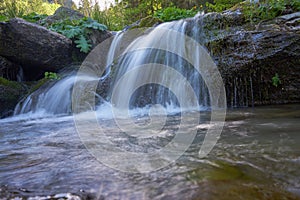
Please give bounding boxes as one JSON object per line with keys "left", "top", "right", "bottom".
{"left": 0, "top": 104, "right": 299, "bottom": 199}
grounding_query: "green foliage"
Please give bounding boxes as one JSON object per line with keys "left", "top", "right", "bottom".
{"left": 44, "top": 72, "right": 59, "bottom": 80}
{"left": 205, "top": 0, "right": 300, "bottom": 22}
{"left": 206, "top": 0, "right": 243, "bottom": 12}
{"left": 75, "top": 35, "right": 91, "bottom": 53}
{"left": 48, "top": 17, "right": 107, "bottom": 53}
{"left": 242, "top": 0, "right": 300, "bottom": 22}
{"left": 0, "top": 77, "right": 22, "bottom": 90}
{"left": 90, "top": 4, "right": 113, "bottom": 30}
{"left": 22, "top": 12, "right": 48, "bottom": 23}
{"left": 154, "top": 6, "right": 199, "bottom": 22}
{"left": 272, "top": 73, "right": 281, "bottom": 87}
{"left": 0, "top": 0, "right": 60, "bottom": 18}
{"left": 0, "top": 15, "right": 8, "bottom": 22}
{"left": 76, "top": 0, "right": 206, "bottom": 30}
{"left": 0, "top": 0, "right": 27, "bottom": 18}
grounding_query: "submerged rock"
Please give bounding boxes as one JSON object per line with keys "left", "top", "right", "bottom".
{"left": 0, "top": 18, "right": 73, "bottom": 80}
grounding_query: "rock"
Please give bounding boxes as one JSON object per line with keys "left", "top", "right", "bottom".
{"left": 194, "top": 11, "right": 300, "bottom": 106}
{"left": 0, "top": 77, "right": 27, "bottom": 118}
{"left": 42, "top": 6, "right": 85, "bottom": 26}
{"left": 0, "top": 56, "right": 23, "bottom": 81}
{"left": 0, "top": 18, "right": 73, "bottom": 80}
{"left": 278, "top": 11, "right": 300, "bottom": 21}
{"left": 124, "top": 16, "right": 163, "bottom": 30}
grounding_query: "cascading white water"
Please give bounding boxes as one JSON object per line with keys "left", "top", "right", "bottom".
{"left": 14, "top": 17, "right": 211, "bottom": 116}
{"left": 106, "top": 20, "right": 209, "bottom": 111}
{"left": 14, "top": 76, "right": 76, "bottom": 115}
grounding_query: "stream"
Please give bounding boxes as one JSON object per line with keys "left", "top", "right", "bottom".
{"left": 0, "top": 104, "right": 299, "bottom": 199}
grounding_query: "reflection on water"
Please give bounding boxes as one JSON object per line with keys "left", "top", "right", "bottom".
{"left": 0, "top": 104, "right": 299, "bottom": 199}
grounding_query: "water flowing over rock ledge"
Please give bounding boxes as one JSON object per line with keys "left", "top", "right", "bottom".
{"left": 0, "top": 9, "right": 300, "bottom": 118}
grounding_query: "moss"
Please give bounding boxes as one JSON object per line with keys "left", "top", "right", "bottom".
{"left": 129, "top": 16, "right": 163, "bottom": 30}
{"left": 139, "top": 16, "right": 163, "bottom": 28}
{"left": 0, "top": 77, "right": 27, "bottom": 117}
{"left": 0, "top": 77, "right": 23, "bottom": 90}
{"left": 28, "top": 78, "right": 48, "bottom": 94}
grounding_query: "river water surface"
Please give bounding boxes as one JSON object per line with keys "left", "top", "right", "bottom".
{"left": 0, "top": 104, "right": 299, "bottom": 199}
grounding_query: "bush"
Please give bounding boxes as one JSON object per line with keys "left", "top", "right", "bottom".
{"left": 47, "top": 17, "right": 107, "bottom": 53}
{"left": 154, "top": 6, "right": 199, "bottom": 22}
{"left": 0, "top": 0, "right": 60, "bottom": 18}
{"left": 242, "top": 0, "right": 300, "bottom": 22}
{"left": 206, "top": 0, "right": 243, "bottom": 12}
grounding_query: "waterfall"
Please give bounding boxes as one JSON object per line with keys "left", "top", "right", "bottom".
{"left": 14, "top": 17, "right": 216, "bottom": 117}
{"left": 14, "top": 76, "right": 75, "bottom": 115}
{"left": 104, "top": 20, "right": 210, "bottom": 112}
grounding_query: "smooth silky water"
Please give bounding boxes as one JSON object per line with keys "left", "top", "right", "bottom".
{"left": 0, "top": 104, "right": 299, "bottom": 199}
{"left": 1, "top": 16, "right": 300, "bottom": 199}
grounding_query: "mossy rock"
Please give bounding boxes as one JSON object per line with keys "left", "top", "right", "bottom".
{"left": 0, "top": 77, "right": 27, "bottom": 118}
{"left": 128, "top": 16, "right": 163, "bottom": 30}
{"left": 41, "top": 6, "right": 84, "bottom": 26}
{"left": 139, "top": 16, "right": 163, "bottom": 28}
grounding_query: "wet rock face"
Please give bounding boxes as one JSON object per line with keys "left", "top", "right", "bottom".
{"left": 211, "top": 30, "right": 300, "bottom": 106}
{"left": 0, "top": 78, "right": 27, "bottom": 118}
{"left": 0, "top": 56, "right": 23, "bottom": 81}
{"left": 0, "top": 18, "right": 73, "bottom": 80}
{"left": 190, "top": 11, "right": 300, "bottom": 107}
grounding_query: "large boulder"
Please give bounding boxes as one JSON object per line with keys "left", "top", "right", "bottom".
{"left": 189, "top": 11, "right": 300, "bottom": 107}
{"left": 0, "top": 18, "right": 73, "bottom": 80}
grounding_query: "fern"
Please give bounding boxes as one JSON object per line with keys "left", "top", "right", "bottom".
{"left": 46, "top": 17, "right": 107, "bottom": 53}
{"left": 75, "top": 35, "right": 92, "bottom": 53}
{"left": 83, "top": 21, "right": 107, "bottom": 31}
{"left": 64, "top": 26, "right": 82, "bottom": 39}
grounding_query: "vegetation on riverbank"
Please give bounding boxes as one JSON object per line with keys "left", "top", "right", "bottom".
{"left": 1, "top": 0, "right": 300, "bottom": 30}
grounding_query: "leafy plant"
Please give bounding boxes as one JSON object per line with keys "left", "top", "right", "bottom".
{"left": 48, "top": 17, "right": 107, "bottom": 53}
{"left": 91, "top": 4, "right": 114, "bottom": 30}
{"left": 272, "top": 73, "right": 281, "bottom": 87}
{"left": 0, "top": 15, "right": 8, "bottom": 22}
{"left": 75, "top": 35, "right": 91, "bottom": 53}
{"left": 22, "top": 12, "right": 48, "bottom": 23}
{"left": 154, "top": 6, "right": 199, "bottom": 22}
{"left": 44, "top": 72, "right": 59, "bottom": 80}
{"left": 206, "top": 0, "right": 243, "bottom": 12}
{"left": 239, "top": 0, "right": 300, "bottom": 22}
{"left": 0, "top": 0, "right": 27, "bottom": 18}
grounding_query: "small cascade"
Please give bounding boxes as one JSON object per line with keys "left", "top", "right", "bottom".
{"left": 14, "top": 76, "right": 76, "bottom": 115}
{"left": 17, "top": 67, "right": 24, "bottom": 82}
{"left": 101, "top": 31, "right": 124, "bottom": 80}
